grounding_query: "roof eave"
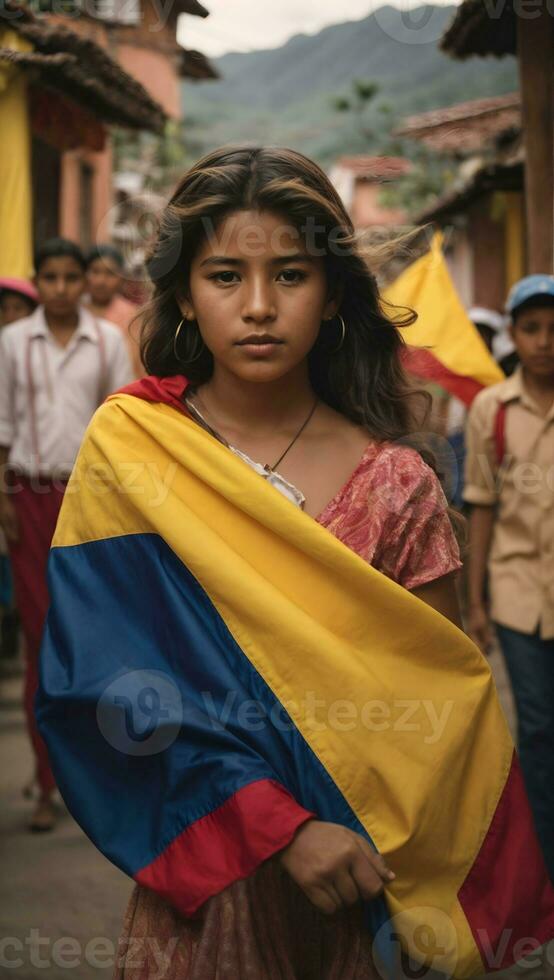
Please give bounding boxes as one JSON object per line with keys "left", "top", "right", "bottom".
{"left": 176, "top": 0, "right": 210, "bottom": 17}
{"left": 416, "top": 160, "right": 523, "bottom": 223}
{"left": 1, "top": 5, "right": 166, "bottom": 132}
{"left": 440, "top": 0, "right": 517, "bottom": 59}
{"left": 179, "top": 47, "right": 219, "bottom": 79}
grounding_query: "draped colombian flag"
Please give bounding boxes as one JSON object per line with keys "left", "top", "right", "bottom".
{"left": 37, "top": 378, "right": 554, "bottom": 978}
{"left": 384, "top": 233, "right": 505, "bottom": 405}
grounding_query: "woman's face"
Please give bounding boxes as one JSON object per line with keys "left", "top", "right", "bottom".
{"left": 179, "top": 208, "right": 339, "bottom": 383}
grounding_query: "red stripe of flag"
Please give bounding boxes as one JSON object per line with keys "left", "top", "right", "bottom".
{"left": 135, "top": 778, "right": 314, "bottom": 916}
{"left": 402, "top": 347, "right": 484, "bottom": 406}
{"left": 458, "top": 752, "right": 554, "bottom": 972}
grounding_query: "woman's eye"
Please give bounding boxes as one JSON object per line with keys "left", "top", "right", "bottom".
{"left": 279, "top": 269, "right": 307, "bottom": 284}
{"left": 210, "top": 271, "right": 239, "bottom": 284}
{"left": 209, "top": 269, "right": 306, "bottom": 285}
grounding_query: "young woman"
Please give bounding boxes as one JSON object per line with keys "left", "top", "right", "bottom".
{"left": 37, "top": 147, "right": 554, "bottom": 979}
{"left": 118, "top": 147, "right": 461, "bottom": 977}
{"left": 143, "top": 147, "right": 463, "bottom": 615}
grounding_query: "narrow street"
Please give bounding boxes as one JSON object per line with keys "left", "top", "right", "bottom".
{"left": 1, "top": 665, "right": 132, "bottom": 980}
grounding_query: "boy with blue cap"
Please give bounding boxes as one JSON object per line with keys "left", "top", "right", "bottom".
{"left": 464, "top": 274, "right": 554, "bottom": 882}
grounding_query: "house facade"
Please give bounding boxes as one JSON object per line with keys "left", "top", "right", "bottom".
{"left": 441, "top": 0, "right": 554, "bottom": 275}
{"left": 49, "top": 0, "right": 216, "bottom": 248}
{"left": 398, "top": 94, "right": 525, "bottom": 310}
{"left": 0, "top": 0, "right": 217, "bottom": 265}
{"left": 0, "top": 3, "right": 163, "bottom": 276}
{"left": 329, "top": 156, "right": 411, "bottom": 231}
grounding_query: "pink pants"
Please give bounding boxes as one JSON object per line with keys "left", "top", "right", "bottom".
{"left": 8, "top": 475, "right": 66, "bottom": 796}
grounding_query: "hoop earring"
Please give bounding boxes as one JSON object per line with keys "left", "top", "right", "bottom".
{"left": 328, "top": 313, "right": 346, "bottom": 354}
{"left": 173, "top": 317, "right": 205, "bottom": 364}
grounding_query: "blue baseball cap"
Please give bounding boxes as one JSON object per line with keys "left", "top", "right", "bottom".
{"left": 506, "top": 274, "right": 554, "bottom": 315}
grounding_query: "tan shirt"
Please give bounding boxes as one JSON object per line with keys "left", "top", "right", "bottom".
{"left": 464, "top": 367, "right": 554, "bottom": 638}
{"left": 0, "top": 306, "right": 133, "bottom": 477}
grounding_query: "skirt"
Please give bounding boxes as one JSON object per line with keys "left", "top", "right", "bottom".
{"left": 114, "top": 857, "right": 380, "bottom": 980}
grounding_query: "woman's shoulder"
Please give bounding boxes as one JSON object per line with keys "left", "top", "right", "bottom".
{"left": 360, "top": 440, "right": 443, "bottom": 499}
{"left": 82, "top": 390, "right": 140, "bottom": 451}
{"left": 315, "top": 404, "right": 446, "bottom": 519}
{"left": 317, "top": 405, "right": 437, "bottom": 489}
{"left": 343, "top": 440, "right": 449, "bottom": 539}
{"left": 319, "top": 435, "right": 460, "bottom": 584}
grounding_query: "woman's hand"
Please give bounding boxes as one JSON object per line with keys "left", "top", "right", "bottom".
{"left": 468, "top": 602, "right": 493, "bottom": 654}
{"left": 279, "top": 819, "right": 395, "bottom": 915}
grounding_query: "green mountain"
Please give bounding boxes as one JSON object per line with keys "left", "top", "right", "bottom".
{"left": 181, "top": 5, "right": 517, "bottom": 166}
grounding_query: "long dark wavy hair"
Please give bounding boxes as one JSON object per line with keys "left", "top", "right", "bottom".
{"left": 141, "top": 144, "right": 430, "bottom": 445}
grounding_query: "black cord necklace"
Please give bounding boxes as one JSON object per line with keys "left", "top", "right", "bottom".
{"left": 268, "top": 397, "right": 319, "bottom": 471}
{"left": 185, "top": 390, "right": 319, "bottom": 472}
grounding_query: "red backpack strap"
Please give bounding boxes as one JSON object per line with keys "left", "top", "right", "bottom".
{"left": 494, "top": 402, "right": 507, "bottom": 466}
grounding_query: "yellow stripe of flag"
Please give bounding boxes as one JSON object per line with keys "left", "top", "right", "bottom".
{"left": 384, "top": 232, "right": 505, "bottom": 388}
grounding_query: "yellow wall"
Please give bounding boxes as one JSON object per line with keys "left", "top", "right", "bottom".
{"left": 0, "top": 33, "right": 33, "bottom": 277}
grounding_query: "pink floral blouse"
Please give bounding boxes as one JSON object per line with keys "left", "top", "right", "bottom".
{"left": 184, "top": 391, "right": 462, "bottom": 589}
{"left": 316, "top": 440, "right": 463, "bottom": 589}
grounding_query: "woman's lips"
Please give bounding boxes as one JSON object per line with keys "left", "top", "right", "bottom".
{"left": 237, "top": 342, "right": 283, "bottom": 356}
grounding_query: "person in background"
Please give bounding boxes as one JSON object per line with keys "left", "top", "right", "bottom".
{"left": 428, "top": 307, "right": 508, "bottom": 509}
{"left": 446, "top": 307, "right": 508, "bottom": 507}
{"left": 468, "top": 304, "right": 519, "bottom": 376}
{"left": 0, "top": 238, "right": 133, "bottom": 832}
{"left": 468, "top": 305, "right": 505, "bottom": 354}
{"left": 0, "top": 279, "right": 38, "bottom": 660}
{"left": 0, "top": 277, "right": 39, "bottom": 326}
{"left": 84, "top": 245, "right": 143, "bottom": 377}
{"left": 464, "top": 274, "right": 554, "bottom": 882}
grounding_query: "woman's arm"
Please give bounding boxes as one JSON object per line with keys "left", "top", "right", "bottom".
{"left": 466, "top": 504, "right": 495, "bottom": 653}
{"left": 411, "top": 571, "right": 463, "bottom": 629}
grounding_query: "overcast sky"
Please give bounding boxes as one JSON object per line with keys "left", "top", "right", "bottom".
{"left": 178, "top": 0, "right": 455, "bottom": 57}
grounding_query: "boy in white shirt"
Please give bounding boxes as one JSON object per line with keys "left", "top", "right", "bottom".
{"left": 0, "top": 278, "right": 38, "bottom": 661}
{"left": 0, "top": 238, "right": 133, "bottom": 831}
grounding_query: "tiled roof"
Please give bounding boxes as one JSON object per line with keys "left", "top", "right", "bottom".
{"left": 441, "top": 0, "right": 517, "bottom": 58}
{"left": 397, "top": 93, "right": 520, "bottom": 155}
{"left": 179, "top": 47, "right": 219, "bottom": 80}
{"left": 417, "top": 157, "right": 523, "bottom": 223}
{"left": 336, "top": 156, "right": 412, "bottom": 180}
{"left": 0, "top": 2, "right": 165, "bottom": 131}
{"left": 174, "top": 0, "right": 209, "bottom": 15}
